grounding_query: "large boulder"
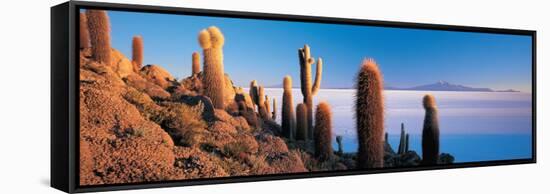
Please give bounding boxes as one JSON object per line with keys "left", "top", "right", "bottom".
{"left": 111, "top": 48, "right": 134, "bottom": 78}
{"left": 140, "top": 64, "right": 176, "bottom": 89}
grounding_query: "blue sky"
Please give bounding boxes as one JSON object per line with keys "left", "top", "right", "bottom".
{"left": 95, "top": 10, "right": 533, "bottom": 92}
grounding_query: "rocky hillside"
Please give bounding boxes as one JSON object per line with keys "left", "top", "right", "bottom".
{"left": 78, "top": 47, "right": 355, "bottom": 185}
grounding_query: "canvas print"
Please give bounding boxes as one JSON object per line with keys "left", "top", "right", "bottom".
{"left": 78, "top": 9, "right": 533, "bottom": 186}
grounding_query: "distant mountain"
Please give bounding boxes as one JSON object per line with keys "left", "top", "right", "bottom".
{"left": 387, "top": 81, "right": 519, "bottom": 92}
{"left": 265, "top": 80, "right": 519, "bottom": 92}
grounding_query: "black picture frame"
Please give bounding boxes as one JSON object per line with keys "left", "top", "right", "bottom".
{"left": 51, "top": 1, "right": 537, "bottom": 193}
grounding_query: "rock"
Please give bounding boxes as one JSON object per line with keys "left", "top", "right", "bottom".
{"left": 210, "top": 121, "right": 237, "bottom": 134}
{"left": 111, "top": 48, "right": 134, "bottom": 78}
{"left": 124, "top": 73, "right": 171, "bottom": 100}
{"left": 140, "top": 64, "right": 176, "bottom": 89}
{"left": 439, "top": 153, "right": 455, "bottom": 164}
{"left": 79, "top": 64, "right": 178, "bottom": 185}
{"left": 178, "top": 95, "right": 215, "bottom": 120}
{"left": 262, "top": 119, "right": 282, "bottom": 136}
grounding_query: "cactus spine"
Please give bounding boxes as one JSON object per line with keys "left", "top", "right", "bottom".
{"left": 272, "top": 98, "right": 277, "bottom": 120}
{"left": 86, "top": 10, "right": 111, "bottom": 65}
{"left": 79, "top": 13, "right": 90, "bottom": 49}
{"left": 336, "top": 135, "right": 343, "bottom": 156}
{"left": 422, "top": 94, "right": 440, "bottom": 165}
{"left": 355, "top": 59, "right": 384, "bottom": 168}
{"left": 298, "top": 45, "right": 323, "bottom": 140}
{"left": 398, "top": 123, "right": 406, "bottom": 154}
{"left": 282, "top": 76, "right": 296, "bottom": 139}
{"left": 132, "top": 36, "right": 143, "bottom": 72}
{"left": 192, "top": 52, "right": 200, "bottom": 75}
{"left": 314, "top": 102, "right": 333, "bottom": 161}
{"left": 198, "top": 26, "right": 225, "bottom": 109}
{"left": 295, "top": 103, "right": 307, "bottom": 140}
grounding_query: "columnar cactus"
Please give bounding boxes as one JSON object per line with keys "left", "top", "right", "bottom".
{"left": 249, "top": 80, "right": 259, "bottom": 110}
{"left": 86, "top": 10, "right": 111, "bottom": 65}
{"left": 398, "top": 123, "right": 406, "bottom": 154}
{"left": 264, "top": 95, "right": 271, "bottom": 119}
{"left": 405, "top": 133, "right": 410, "bottom": 152}
{"left": 132, "top": 35, "right": 143, "bottom": 72}
{"left": 336, "top": 135, "right": 343, "bottom": 156}
{"left": 257, "top": 86, "right": 269, "bottom": 120}
{"left": 355, "top": 58, "right": 384, "bottom": 169}
{"left": 422, "top": 94, "right": 440, "bottom": 165}
{"left": 384, "top": 132, "right": 388, "bottom": 142}
{"left": 298, "top": 45, "right": 323, "bottom": 139}
{"left": 282, "top": 76, "right": 296, "bottom": 139}
{"left": 272, "top": 98, "right": 277, "bottom": 120}
{"left": 192, "top": 52, "right": 200, "bottom": 75}
{"left": 79, "top": 12, "right": 90, "bottom": 49}
{"left": 198, "top": 26, "right": 225, "bottom": 109}
{"left": 314, "top": 102, "right": 333, "bottom": 161}
{"left": 295, "top": 103, "right": 307, "bottom": 140}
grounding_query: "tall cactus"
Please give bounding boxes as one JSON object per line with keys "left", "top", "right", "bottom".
{"left": 264, "top": 95, "right": 271, "bottom": 119}
{"left": 198, "top": 26, "right": 225, "bottom": 109}
{"left": 298, "top": 45, "right": 323, "bottom": 139}
{"left": 336, "top": 135, "right": 343, "bottom": 156}
{"left": 398, "top": 123, "right": 406, "bottom": 154}
{"left": 422, "top": 94, "right": 440, "bottom": 165}
{"left": 79, "top": 13, "right": 90, "bottom": 49}
{"left": 132, "top": 35, "right": 143, "bottom": 72}
{"left": 192, "top": 51, "right": 200, "bottom": 75}
{"left": 272, "top": 98, "right": 277, "bottom": 120}
{"left": 355, "top": 58, "right": 384, "bottom": 169}
{"left": 295, "top": 103, "right": 307, "bottom": 140}
{"left": 257, "top": 86, "right": 269, "bottom": 120}
{"left": 86, "top": 10, "right": 111, "bottom": 65}
{"left": 249, "top": 80, "right": 259, "bottom": 111}
{"left": 314, "top": 102, "right": 333, "bottom": 161}
{"left": 384, "top": 132, "right": 388, "bottom": 142}
{"left": 405, "top": 133, "right": 410, "bottom": 152}
{"left": 282, "top": 76, "right": 296, "bottom": 139}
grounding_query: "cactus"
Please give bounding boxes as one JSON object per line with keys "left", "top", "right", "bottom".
{"left": 295, "top": 103, "right": 307, "bottom": 140}
{"left": 314, "top": 102, "right": 333, "bottom": 161}
{"left": 264, "top": 95, "right": 271, "bottom": 119}
{"left": 422, "top": 94, "right": 440, "bottom": 165}
{"left": 298, "top": 45, "right": 323, "bottom": 139}
{"left": 86, "top": 10, "right": 111, "bottom": 65}
{"left": 336, "top": 135, "right": 343, "bottom": 156}
{"left": 257, "top": 86, "right": 269, "bottom": 120}
{"left": 249, "top": 80, "right": 259, "bottom": 110}
{"left": 192, "top": 52, "right": 200, "bottom": 75}
{"left": 355, "top": 58, "right": 384, "bottom": 169}
{"left": 79, "top": 13, "right": 90, "bottom": 49}
{"left": 132, "top": 36, "right": 143, "bottom": 72}
{"left": 272, "top": 98, "right": 277, "bottom": 120}
{"left": 198, "top": 26, "right": 225, "bottom": 109}
{"left": 398, "top": 123, "right": 406, "bottom": 154}
{"left": 384, "top": 132, "right": 388, "bottom": 142}
{"left": 282, "top": 76, "right": 296, "bottom": 139}
{"left": 405, "top": 133, "right": 410, "bottom": 152}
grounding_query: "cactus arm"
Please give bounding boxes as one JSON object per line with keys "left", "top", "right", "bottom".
{"left": 311, "top": 57, "right": 323, "bottom": 96}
